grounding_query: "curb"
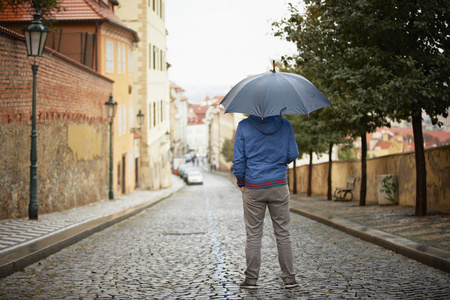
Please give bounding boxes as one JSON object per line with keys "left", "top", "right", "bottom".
{"left": 0, "top": 184, "right": 185, "bottom": 278}
{"left": 290, "top": 206, "right": 450, "bottom": 273}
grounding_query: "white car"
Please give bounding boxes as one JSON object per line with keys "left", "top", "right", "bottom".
{"left": 186, "top": 170, "right": 203, "bottom": 185}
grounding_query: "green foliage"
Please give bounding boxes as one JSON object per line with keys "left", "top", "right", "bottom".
{"left": 273, "top": 0, "right": 449, "bottom": 209}
{"left": 274, "top": 0, "right": 449, "bottom": 132}
{"left": 337, "top": 147, "right": 357, "bottom": 161}
{"left": 380, "top": 175, "right": 398, "bottom": 203}
{"left": 221, "top": 138, "right": 234, "bottom": 162}
{"left": 0, "top": 0, "right": 63, "bottom": 20}
{"left": 285, "top": 112, "right": 328, "bottom": 158}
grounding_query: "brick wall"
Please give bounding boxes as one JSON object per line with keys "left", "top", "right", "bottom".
{"left": 0, "top": 26, "right": 114, "bottom": 219}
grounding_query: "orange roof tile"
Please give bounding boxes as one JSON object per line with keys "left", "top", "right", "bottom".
{"left": 2, "top": 0, "right": 111, "bottom": 21}
{"left": 374, "top": 141, "right": 392, "bottom": 150}
{"left": 1, "top": 0, "right": 132, "bottom": 36}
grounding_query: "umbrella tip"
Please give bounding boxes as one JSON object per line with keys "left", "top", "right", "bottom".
{"left": 272, "top": 60, "right": 275, "bottom": 73}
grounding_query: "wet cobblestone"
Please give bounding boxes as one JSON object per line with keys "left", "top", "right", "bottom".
{"left": 0, "top": 173, "right": 449, "bottom": 299}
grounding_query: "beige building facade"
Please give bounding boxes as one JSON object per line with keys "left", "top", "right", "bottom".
{"left": 116, "top": 0, "right": 171, "bottom": 190}
{"left": 207, "top": 99, "right": 245, "bottom": 172}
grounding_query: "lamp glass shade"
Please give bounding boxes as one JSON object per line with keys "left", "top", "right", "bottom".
{"left": 105, "top": 95, "right": 118, "bottom": 118}
{"left": 22, "top": 13, "right": 49, "bottom": 57}
{"left": 137, "top": 110, "right": 144, "bottom": 126}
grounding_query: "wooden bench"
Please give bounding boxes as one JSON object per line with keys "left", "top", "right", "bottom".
{"left": 334, "top": 176, "right": 360, "bottom": 201}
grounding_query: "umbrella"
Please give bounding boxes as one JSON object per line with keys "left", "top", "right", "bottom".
{"left": 220, "top": 62, "right": 332, "bottom": 118}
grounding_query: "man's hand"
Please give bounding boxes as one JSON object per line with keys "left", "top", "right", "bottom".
{"left": 240, "top": 186, "right": 244, "bottom": 192}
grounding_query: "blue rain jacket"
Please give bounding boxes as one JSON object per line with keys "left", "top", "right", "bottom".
{"left": 232, "top": 115, "right": 299, "bottom": 189}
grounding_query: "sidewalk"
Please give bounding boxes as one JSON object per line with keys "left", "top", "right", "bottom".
{"left": 214, "top": 168, "right": 450, "bottom": 273}
{"left": 289, "top": 194, "right": 450, "bottom": 273}
{"left": 0, "top": 175, "right": 185, "bottom": 278}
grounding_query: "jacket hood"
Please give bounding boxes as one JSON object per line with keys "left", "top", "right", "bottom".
{"left": 248, "top": 115, "right": 282, "bottom": 135}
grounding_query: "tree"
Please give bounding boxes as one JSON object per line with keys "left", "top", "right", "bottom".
{"left": 221, "top": 138, "right": 234, "bottom": 162}
{"left": 0, "top": 0, "right": 63, "bottom": 21}
{"left": 276, "top": 54, "right": 352, "bottom": 200}
{"left": 274, "top": 1, "right": 449, "bottom": 214}
{"left": 286, "top": 113, "right": 328, "bottom": 196}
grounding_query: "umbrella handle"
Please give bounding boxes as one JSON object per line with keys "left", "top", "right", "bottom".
{"left": 280, "top": 107, "right": 286, "bottom": 122}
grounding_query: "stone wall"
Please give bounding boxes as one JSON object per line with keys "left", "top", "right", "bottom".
{"left": 0, "top": 27, "right": 113, "bottom": 219}
{"left": 289, "top": 145, "right": 450, "bottom": 213}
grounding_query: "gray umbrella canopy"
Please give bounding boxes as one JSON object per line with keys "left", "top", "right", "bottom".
{"left": 220, "top": 71, "right": 332, "bottom": 118}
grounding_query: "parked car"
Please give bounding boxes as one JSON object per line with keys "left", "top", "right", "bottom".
{"left": 186, "top": 170, "right": 203, "bottom": 185}
{"left": 178, "top": 164, "right": 187, "bottom": 177}
{"left": 180, "top": 166, "right": 195, "bottom": 181}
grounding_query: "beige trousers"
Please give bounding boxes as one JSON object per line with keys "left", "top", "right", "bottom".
{"left": 242, "top": 185, "right": 295, "bottom": 284}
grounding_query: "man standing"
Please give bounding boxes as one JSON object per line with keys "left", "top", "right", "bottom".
{"left": 233, "top": 115, "right": 299, "bottom": 289}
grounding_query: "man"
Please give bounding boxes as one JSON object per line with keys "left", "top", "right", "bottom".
{"left": 232, "top": 114, "right": 299, "bottom": 289}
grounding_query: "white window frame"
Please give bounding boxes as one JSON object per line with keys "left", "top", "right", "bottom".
{"left": 117, "top": 43, "right": 122, "bottom": 73}
{"left": 105, "top": 40, "right": 114, "bottom": 73}
{"left": 122, "top": 44, "right": 126, "bottom": 73}
{"left": 129, "top": 46, "right": 133, "bottom": 73}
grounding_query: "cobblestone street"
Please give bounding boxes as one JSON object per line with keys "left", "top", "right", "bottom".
{"left": 0, "top": 172, "right": 448, "bottom": 299}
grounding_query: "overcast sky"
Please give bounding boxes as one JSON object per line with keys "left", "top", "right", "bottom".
{"left": 165, "top": 0, "right": 301, "bottom": 103}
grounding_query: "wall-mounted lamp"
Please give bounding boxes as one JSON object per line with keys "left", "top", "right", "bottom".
{"left": 131, "top": 109, "right": 145, "bottom": 132}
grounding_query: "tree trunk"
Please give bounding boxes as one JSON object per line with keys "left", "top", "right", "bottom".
{"left": 307, "top": 149, "right": 313, "bottom": 196}
{"left": 412, "top": 106, "right": 427, "bottom": 216}
{"left": 293, "top": 159, "right": 297, "bottom": 194}
{"left": 327, "top": 143, "right": 333, "bottom": 200}
{"left": 360, "top": 130, "right": 367, "bottom": 206}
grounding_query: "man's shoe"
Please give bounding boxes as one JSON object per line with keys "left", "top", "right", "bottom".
{"left": 239, "top": 280, "right": 257, "bottom": 289}
{"left": 284, "top": 280, "right": 299, "bottom": 289}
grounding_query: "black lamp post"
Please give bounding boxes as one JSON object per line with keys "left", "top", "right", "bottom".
{"left": 22, "top": 10, "right": 49, "bottom": 220}
{"left": 105, "top": 94, "right": 117, "bottom": 200}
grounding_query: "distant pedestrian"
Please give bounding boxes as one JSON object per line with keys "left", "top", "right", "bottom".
{"left": 232, "top": 115, "right": 299, "bottom": 289}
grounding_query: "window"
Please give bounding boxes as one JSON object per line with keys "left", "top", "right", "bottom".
{"left": 122, "top": 44, "right": 126, "bottom": 73}
{"left": 117, "top": 43, "right": 122, "bottom": 73}
{"left": 148, "top": 44, "right": 153, "bottom": 69}
{"left": 153, "top": 46, "right": 157, "bottom": 70}
{"left": 160, "top": 49, "right": 163, "bottom": 71}
{"left": 153, "top": 0, "right": 155, "bottom": 11}
{"left": 153, "top": 102, "right": 156, "bottom": 127}
{"left": 162, "top": 51, "right": 165, "bottom": 71}
{"left": 161, "top": 100, "right": 164, "bottom": 122}
{"left": 128, "top": 46, "right": 133, "bottom": 73}
{"left": 117, "top": 162, "right": 121, "bottom": 190}
{"left": 149, "top": 103, "right": 153, "bottom": 129}
{"left": 105, "top": 40, "right": 114, "bottom": 72}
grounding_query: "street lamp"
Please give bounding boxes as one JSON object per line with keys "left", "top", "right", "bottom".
{"left": 105, "top": 94, "right": 117, "bottom": 200}
{"left": 22, "top": 10, "right": 49, "bottom": 220}
{"left": 136, "top": 109, "right": 144, "bottom": 129}
{"left": 131, "top": 109, "right": 145, "bottom": 133}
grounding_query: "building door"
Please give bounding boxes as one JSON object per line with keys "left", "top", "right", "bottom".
{"left": 135, "top": 158, "right": 139, "bottom": 188}
{"left": 122, "top": 154, "right": 126, "bottom": 194}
